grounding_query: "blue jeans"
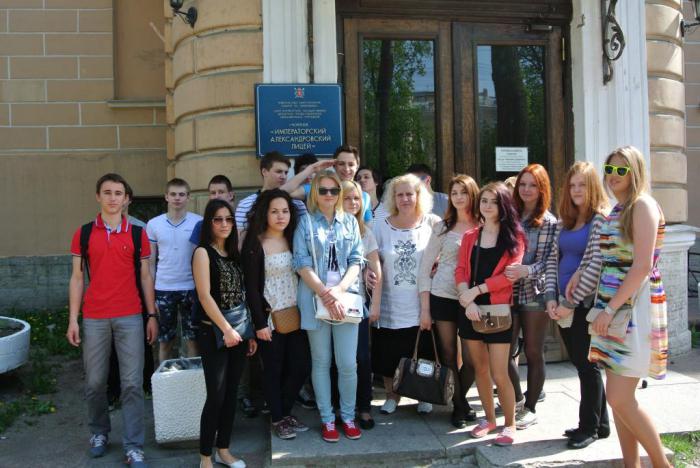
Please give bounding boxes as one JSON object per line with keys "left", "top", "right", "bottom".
{"left": 307, "top": 321, "right": 358, "bottom": 423}
{"left": 83, "top": 314, "right": 145, "bottom": 452}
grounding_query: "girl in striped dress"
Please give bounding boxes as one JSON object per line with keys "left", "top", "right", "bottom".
{"left": 588, "top": 146, "right": 669, "bottom": 468}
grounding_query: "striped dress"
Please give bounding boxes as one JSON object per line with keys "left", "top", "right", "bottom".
{"left": 588, "top": 203, "right": 668, "bottom": 380}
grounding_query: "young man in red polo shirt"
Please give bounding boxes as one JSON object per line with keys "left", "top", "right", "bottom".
{"left": 66, "top": 173, "right": 158, "bottom": 467}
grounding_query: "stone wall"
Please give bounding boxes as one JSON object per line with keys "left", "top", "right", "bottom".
{"left": 165, "top": 0, "right": 263, "bottom": 208}
{"left": 0, "top": 0, "right": 168, "bottom": 257}
{"left": 0, "top": 255, "right": 71, "bottom": 311}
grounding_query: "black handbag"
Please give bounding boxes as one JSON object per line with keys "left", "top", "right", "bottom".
{"left": 213, "top": 303, "right": 254, "bottom": 349}
{"left": 392, "top": 329, "right": 455, "bottom": 405}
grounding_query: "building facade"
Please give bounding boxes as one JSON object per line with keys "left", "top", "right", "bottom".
{"left": 0, "top": 0, "right": 694, "bottom": 353}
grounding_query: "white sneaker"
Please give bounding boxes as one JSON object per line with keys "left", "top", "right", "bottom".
{"left": 416, "top": 401, "right": 433, "bottom": 414}
{"left": 515, "top": 407, "right": 538, "bottom": 430}
{"left": 380, "top": 398, "right": 399, "bottom": 414}
{"left": 495, "top": 396, "right": 524, "bottom": 415}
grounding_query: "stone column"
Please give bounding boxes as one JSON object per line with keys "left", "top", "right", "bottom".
{"left": 164, "top": 0, "right": 263, "bottom": 208}
{"left": 646, "top": 0, "right": 693, "bottom": 355}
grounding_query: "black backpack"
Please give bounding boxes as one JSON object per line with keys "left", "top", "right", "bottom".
{"left": 79, "top": 222, "right": 146, "bottom": 314}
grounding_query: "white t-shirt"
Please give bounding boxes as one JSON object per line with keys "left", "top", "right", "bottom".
{"left": 146, "top": 212, "right": 202, "bottom": 291}
{"left": 373, "top": 214, "right": 440, "bottom": 329}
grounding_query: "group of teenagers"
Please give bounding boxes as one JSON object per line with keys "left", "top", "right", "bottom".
{"left": 67, "top": 143, "right": 670, "bottom": 468}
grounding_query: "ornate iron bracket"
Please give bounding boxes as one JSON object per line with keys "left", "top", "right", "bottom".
{"left": 601, "top": 0, "right": 626, "bottom": 84}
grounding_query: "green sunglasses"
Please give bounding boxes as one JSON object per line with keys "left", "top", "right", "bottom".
{"left": 603, "top": 164, "right": 631, "bottom": 176}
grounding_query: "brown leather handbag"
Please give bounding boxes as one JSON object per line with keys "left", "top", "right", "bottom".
{"left": 270, "top": 306, "right": 301, "bottom": 334}
{"left": 469, "top": 228, "right": 512, "bottom": 334}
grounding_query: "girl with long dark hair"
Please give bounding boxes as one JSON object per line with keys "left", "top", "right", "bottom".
{"left": 192, "top": 199, "right": 257, "bottom": 468}
{"left": 455, "top": 182, "right": 524, "bottom": 446}
{"left": 418, "top": 174, "right": 480, "bottom": 428}
{"left": 241, "top": 189, "right": 311, "bottom": 440}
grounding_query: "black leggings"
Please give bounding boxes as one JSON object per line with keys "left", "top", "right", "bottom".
{"left": 434, "top": 320, "right": 475, "bottom": 413}
{"left": 507, "top": 308, "right": 549, "bottom": 411}
{"left": 198, "top": 324, "right": 247, "bottom": 457}
{"left": 559, "top": 306, "right": 610, "bottom": 435}
{"left": 258, "top": 329, "right": 311, "bottom": 423}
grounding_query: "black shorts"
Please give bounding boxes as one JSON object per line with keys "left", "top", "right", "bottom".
{"left": 458, "top": 306, "right": 513, "bottom": 344}
{"left": 371, "top": 326, "right": 434, "bottom": 378}
{"left": 429, "top": 294, "right": 462, "bottom": 322}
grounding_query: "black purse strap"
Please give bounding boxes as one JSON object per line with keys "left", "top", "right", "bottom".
{"left": 470, "top": 227, "right": 482, "bottom": 288}
{"left": 411, "top": 328, "right": 442, "bottom": 367}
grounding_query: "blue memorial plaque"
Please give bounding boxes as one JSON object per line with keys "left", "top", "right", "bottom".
{"left": 255, "top": 84, "right": 344, "bottom": 157}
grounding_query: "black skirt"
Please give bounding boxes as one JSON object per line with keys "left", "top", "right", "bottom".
{"left": 429, "top": 294, "right": 463, "bottom": 322}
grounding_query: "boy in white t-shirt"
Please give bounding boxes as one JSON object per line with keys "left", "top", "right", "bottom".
{"left": 146, "top": 178, "right": 203, "bottom": 362}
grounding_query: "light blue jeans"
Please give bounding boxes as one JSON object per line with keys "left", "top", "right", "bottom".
{"left": 83, "top": 314, "right": 145, "bottom": 452}
{"left": 307, "top": 321, "right": 358, "bottom": 423}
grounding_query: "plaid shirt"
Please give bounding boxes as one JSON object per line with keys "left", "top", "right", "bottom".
{"left": 513, "top": 211, "right": 557, "bottom": 305}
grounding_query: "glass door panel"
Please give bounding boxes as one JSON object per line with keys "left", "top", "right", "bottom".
{"left": 361, "top": 39, "right": 437, "bottom": 179}
{"left": 476, "top": 45, "right": 547, "bottom": 183}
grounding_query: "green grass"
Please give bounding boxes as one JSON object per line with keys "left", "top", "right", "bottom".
{"left": 0, "top": 307, "right": 78, "bottom": 434}
{"left": 691, "top": 324, "right": 700, "bottom": 349}
{"left": 662, "top": 432, "right": 700, "bottom": 467}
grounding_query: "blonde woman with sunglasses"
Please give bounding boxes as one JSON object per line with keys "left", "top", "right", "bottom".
{"left": 588, "top": 146, "right": 669, "bottom": 467}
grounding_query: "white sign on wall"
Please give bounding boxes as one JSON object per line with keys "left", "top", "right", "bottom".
{"left": 495, "top": 147, "right": 528, "bottom": 172}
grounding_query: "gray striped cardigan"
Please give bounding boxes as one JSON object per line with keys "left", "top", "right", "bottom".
{"left": 543, "top": 213, "right": 606, "bottom": 308}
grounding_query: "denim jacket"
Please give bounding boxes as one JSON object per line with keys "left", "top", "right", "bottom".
{"left": 293, "top": 210, "right": 364, "bottom": 330}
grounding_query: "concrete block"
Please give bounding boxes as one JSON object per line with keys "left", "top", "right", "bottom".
{"left": 649, "top": 114, "right": 685, "bottom": 149}
{"left": 647, "top": 77, "right": 684, "bottom": 114}
{"left": 174, "top": 119, "right": 195, "bottom": 155}
{"left": 647, "top": 40, "right": 683, "bottom": 80}
{"left": 79, "top": 57, "right": 113, "bottom": 79}
{"left": 81, "top": 103, "right": 153, "bottom": 125}
{"left": 12, "top": 103, "right": 80, "bottom": 126}
{"left": 10, "top": 57, "right": 78, "bottom": 79}
{"left": 45, "top": 0, "right": 111, "bottom": 7}
{"left": 652, "top": 187, "right": 687, "bottom": 223}
{"left": 119, "top": 126, "right": 166, "bottom": 149}
{"left": 650, "top": 151, "right": 686, "bottom": 185}
{"left": 46, "top": 33, "right": 112, "bottom": 55}
{"left": 9, "top": 9, "right": 77, "bottom": 33}
{"left": 0, "top": 104, "right": 8, "bottom": 125}
{"left": 194, "top": 30, "right": 263, "bottom": 73}
{"left": 172, "top": 70, "right": 261, "bottom": 120}
{"left": 172, "top": 151, "right": 260, "bottom": 191}
{"left": 0, "top": 127, "right": 46, "bottom": 150}
{"left": 194, "top": 111, "right": 255, "bottom": 152}
{"left": 151, "top": 357, "right": 206, "bottom": 443}
{"left": 49, "top": 126, "right": 117, "bottom": 149}
{"left": 0, "top": 79, "right": 45, "bottom": 102}
{"left": 645, "top": 3, "right": 682, "bottom": 41}
{"left": 0, "top": 34, "right": 43, "bottom": 56}
{"left": 47, "top": 79, "right": 113, "bottom": 101}
{"left": 78, "top": 10, "right": 112, "bottom": 33}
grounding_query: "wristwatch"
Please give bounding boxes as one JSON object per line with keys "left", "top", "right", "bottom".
{"left": 604, "top": 305, "right": 616, "bottom": 316}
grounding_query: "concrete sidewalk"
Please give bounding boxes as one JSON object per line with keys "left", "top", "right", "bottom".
{"left": 1, "top": 349, "right": 698, "bottom": 467}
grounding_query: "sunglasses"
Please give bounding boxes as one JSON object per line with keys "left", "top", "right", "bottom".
{"left": 212, "top": 216, "right": 234, "bottom": 225}
{"left": 603, "top": 164, "right": 631, "bottom": 176}
{"left": 318, "top": 187, "right": 340, "bottom": 196}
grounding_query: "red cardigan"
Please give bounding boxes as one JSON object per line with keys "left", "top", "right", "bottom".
{"left": 454, "top": 227, "right": 525, "bottom": 305}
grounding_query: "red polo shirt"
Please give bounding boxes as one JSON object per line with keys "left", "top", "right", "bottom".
{"left": 70, "top": 214, "right": 151, "bottom": 319}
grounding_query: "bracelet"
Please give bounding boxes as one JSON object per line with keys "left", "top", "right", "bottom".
{"left": 476, "top": 284, "right": 484, "bottom": 295}
{"left": 147, "top": 313, "right": 159, "bottom": 320}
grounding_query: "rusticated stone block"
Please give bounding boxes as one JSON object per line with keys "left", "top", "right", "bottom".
{"left": 194, "top": 30, "right": 263, "bottom": 73}
{"left": 648, "top": 77, "right": 685, "bottom": 114}
{"left": 653, "top": 187, "right": 687, "bottom": 223}
{"left": 172, "top": 69, "right": 261, "bottom": 120}
{"left": 194, "top": 110, "right": 255, "bottom": 152}
{"left": 647, "top": 40, "right": 683, "bottom": 80}
{"left": 650, "top": 151, "right": 687, "bottom": 185}
{"left": 649, "top": 114, "right": 685, "bottom": 149}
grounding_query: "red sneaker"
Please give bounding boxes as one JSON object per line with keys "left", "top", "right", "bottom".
{"left": 321, "top": 421, "right": 340, "bottom": 443}
{"left": 341, "top": 419, "right": 362, "bottom": 440}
